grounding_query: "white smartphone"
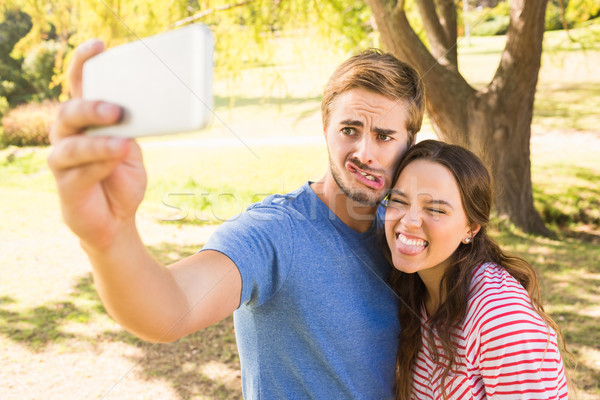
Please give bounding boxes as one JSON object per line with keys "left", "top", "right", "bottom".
{"left": 82, "top": 24, "right": 213, "bottom": 138}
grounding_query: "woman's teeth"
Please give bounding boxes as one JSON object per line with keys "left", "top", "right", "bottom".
{"left": 396, "top": 232, "right": 427, "bottom": 247}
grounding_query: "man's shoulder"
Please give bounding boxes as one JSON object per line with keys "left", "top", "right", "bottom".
{"left": 248, "top": 182, "right": 311, "bottom": 211}
{"left": 244, "top": 182, "right": 324, "bottom": 223}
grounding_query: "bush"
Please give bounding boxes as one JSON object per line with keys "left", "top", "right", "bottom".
{"left": 471, "top": 16, "right": 510, "bottom": 36}
{"left": 470, "top": 2, "right": 510, "bottom": 36}
{"left": 0, "top": 96, "right": 9, "bottom": 119}
{"left": 545, "top": 2, "right": 565, "bottom": 31}
{"left": 0, "top": 8, "right": 34, "bottom": 106}
{"left": 468, "top": 1, "right": 595, "bottom": 35}
{"left": 22, "top": 40, "right": 63, "bottom": 102}
{"left": 1, "top": 100, "right": 59, "bottom": 147}
{"left": 566, "top": 0, "right": 600, "bottom": 26}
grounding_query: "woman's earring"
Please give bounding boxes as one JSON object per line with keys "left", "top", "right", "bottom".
{"left": 463, "top": 237, "right": 471, "bottom": 244}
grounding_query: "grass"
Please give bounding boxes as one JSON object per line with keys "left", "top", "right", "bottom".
{"left": 1, "top": 24, "right": 600, "bottom": 398}
{"left": 142, "top": 143, "right": 327, "bottom": 224}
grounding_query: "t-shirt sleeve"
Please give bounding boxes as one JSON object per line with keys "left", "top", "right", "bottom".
{"left": 200, "top": 206, "right": 294, "bottom": 308}
{"left": 468, "top": 285, "right": 568, "bottom": 399}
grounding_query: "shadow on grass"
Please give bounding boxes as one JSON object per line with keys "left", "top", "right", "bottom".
{"left": 0, "top": 242, "right": 243, "bottom": 399}
{"left": 0, "top": 278, "right": 97, "bottom": 351}
{"left": 534, "top": 83, "right": 600, "bottom": 132}
{"left": 101, "top": 318, "right": 241, "bottom": 400}
{"left": 490, "top": 220, "right": 600, "bottom": 395}
{"left": 533, "top": 164, "right": 600, "bottom": 236}
{"left": 101, "top": 241, "right": 243, "bottom": 399}
{"left": 553, "top": 311, "right": 600, "bottom": 393}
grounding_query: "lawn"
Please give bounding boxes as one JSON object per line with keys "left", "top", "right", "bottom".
{"left": 1, "top": 25, "right": 600, "bottom": 399}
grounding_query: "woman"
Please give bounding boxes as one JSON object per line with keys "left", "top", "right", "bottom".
{"left": 384, "top": 140, "right": 570, "bottom": 399}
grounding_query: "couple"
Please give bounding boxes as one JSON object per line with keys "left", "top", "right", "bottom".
{"left": 48, "top": 43, "right": 568, "bottom": 399}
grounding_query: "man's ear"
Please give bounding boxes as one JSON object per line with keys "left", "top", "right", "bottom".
{"left": 408, "top": 131, "right": 416, "bottom": 147}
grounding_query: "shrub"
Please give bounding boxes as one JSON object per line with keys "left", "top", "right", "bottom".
{"left": 0, "top": 8, "right": 34, "bottom": 106}
{"left": 1, "top": 100, "right": 59, "bottom": 147}
{"left": 470, "top": 2, "right": 510, "bottom": 36}
{"left": 545, "top": 2, "right": 565, "bottom": 31}
{"left": 471, "top": 16, "right": 510, "bottom": 36}
{"left": 22, "top": 40, "right": 63, "bottom": 102}
{"left": 0, "top": 96, "right": 9, "bottom": 119}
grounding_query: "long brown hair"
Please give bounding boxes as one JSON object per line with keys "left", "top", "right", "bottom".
{"left": 385, "top": 140, "right": 570, "bottom": 399}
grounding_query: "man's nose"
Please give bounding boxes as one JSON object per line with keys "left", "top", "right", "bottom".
{"left": 353, "top": 135, "right": 374, "bottom": 165}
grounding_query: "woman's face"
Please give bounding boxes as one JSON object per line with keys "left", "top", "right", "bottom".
{"left": 385, "top": 159, "right": 474, "bottom": 275}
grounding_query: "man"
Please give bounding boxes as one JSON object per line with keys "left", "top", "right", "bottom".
{"left": 48, "top": 41, "right": 425, "bottom": 398}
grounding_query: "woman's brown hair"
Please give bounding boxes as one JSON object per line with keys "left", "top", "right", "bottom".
{"left": 385, "top": 140, "right": 571, "bottom": 399}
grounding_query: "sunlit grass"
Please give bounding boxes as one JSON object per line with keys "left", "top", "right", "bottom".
{"left": 141, "top": 143, "right": 327, "bottom": 224}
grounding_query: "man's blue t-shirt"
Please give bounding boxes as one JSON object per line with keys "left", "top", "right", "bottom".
{"left": 201, "top": 182, "right": 400, "bottom": 399}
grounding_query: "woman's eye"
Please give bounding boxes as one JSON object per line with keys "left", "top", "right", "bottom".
{"left": 428, "top": 208, "right": 446, "bottom": 215}
{"left": 390, "top": 198, "right": 408, "bottom": 207}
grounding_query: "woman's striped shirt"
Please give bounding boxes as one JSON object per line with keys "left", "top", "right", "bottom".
{"left": 411, "top": 262, "right": 568, "bottom": 399}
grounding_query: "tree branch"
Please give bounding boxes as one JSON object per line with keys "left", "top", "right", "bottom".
{"left": 557, "top": 0, "right": 575, "bottom": 42}
{"left": 170, "top": 0, "right": 255, "bottom": 28}
{"left": 492, "top": 0, "right": 548, "bottom": 98}
{"left": 434, "top": 0, "right": 457, "bottom": 65}
{"left": 367, "top": 0, "right": 475, "bottom": 143}
{"left": 393, "top": 0, "right": 406, "bottom": 15}
{"left": 414, "top": 0, "right": 456, "bottom": 66}
{"left": 369, "top": 0, "right": 435, "bottom": 68}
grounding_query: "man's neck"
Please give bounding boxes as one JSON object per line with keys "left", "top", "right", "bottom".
{"left": 310, "top": 175, "right": 378, "bottom": 233}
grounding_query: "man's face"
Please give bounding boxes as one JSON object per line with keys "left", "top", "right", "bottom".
{"left": 325, "top": 88, "right": 411, "bottom": 206}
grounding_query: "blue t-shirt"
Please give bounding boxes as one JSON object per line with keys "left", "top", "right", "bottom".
{"left": 201, "top": 182, "right": 400, "bottom": 399}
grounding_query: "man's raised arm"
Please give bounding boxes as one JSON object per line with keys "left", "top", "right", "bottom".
{"left": 47, "top": 39, "right": 241, "bottom": 343}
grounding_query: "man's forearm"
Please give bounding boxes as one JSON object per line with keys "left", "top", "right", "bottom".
{"left": 81, "top": 221, "right": 190, "bottom": 343}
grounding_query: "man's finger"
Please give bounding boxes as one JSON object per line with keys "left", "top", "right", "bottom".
{"left": 50, "top": 99, "right": 122, "bottom": 142}
{"left": 68, "top": 39, "right": 105, "bottom": 98}
{"left": 48, "top": 135, "right": 130, "bottom": 173}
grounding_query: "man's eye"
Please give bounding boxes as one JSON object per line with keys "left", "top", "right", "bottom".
{"left": 378, "top": 133, "right": 391, "bottom": 142}
{"left": 341, "top": 127, "right": 356, "bottom": 135}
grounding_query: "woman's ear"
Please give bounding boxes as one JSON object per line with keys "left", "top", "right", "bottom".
{"left": 462, "top": 224, "right": 481, "bottom": 245}
{"left": 469, "top": 224, "right": 481, "bottom": 238}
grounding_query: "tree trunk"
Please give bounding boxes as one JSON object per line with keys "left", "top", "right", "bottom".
{"left": 367, "top": 0, "right": 550, "bottom": 235}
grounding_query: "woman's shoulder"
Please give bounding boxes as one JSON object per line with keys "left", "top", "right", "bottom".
{"left": 465, "top": 263, "right": 542, "bottom": 333}
{"left": 468, "top": 262, "right": 528, "bottom": 302}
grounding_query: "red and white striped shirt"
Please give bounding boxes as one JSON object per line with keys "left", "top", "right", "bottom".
{"left": 411, "top": 262, "right": 568, "bottom": 399}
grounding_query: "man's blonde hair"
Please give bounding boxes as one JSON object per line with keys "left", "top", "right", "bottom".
{"left": 321, "top": 49, "right": 425, "bottom": 143}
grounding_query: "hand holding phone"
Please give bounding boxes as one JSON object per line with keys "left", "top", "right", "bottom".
{"left": 82, "top": 24, "right": 214, "bottom": 138}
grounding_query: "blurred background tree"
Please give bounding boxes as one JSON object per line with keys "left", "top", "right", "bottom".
{"left": 0, "top": 8, "right": 33, "bottom": 111}
{"left": 0, "top": 0, "right": 598, "bottom": 233}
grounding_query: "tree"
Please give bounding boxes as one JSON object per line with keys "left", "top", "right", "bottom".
{"left": 0, "top": 8, "right": 34, "bottom": 106}
{"left": 9, "top": 0, "right": 556, "bottom": 234}
{"left": 366, "top": 0, "right": 551, "bottom": 234}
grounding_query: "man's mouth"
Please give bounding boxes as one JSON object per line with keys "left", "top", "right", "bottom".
{"left": 346, "top": 162, "right": 385, "bottom": 190}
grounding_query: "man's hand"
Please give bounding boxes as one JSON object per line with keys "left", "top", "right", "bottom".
{"left": 48, "top": 39, "right": 147, "bottom": 250}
